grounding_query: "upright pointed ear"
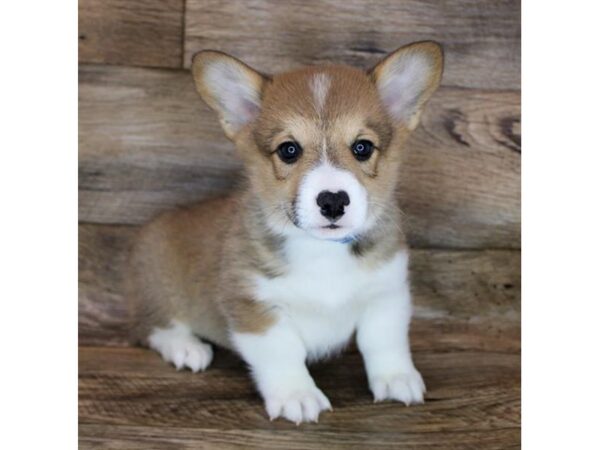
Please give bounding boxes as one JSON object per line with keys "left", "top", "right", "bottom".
{"left": 369, "top": 41, "right": 443, "bottom": 130}
{"left": 192, "top": 51, "right": 268, "bottom": 139}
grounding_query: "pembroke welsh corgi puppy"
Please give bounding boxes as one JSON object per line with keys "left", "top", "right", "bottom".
{"left": 128, "top": 41, "right": 443, "bottom": 424}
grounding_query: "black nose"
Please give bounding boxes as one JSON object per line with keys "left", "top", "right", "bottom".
{"left": 316, "top": 190, "right": 350, "bottom": 221}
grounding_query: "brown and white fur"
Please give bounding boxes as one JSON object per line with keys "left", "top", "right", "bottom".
{"left": 128, "top": 41, "right": 443, "bottom": 424}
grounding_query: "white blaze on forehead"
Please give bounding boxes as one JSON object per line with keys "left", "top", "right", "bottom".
{"left": 310, "top": 73, "right": 331, "bottom": 115}
{"left": 320, "top": 137, "right": 328, "bottom": 161}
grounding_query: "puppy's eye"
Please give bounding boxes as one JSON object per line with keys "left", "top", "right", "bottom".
{"left": 351, "top": 140, "right": 374, "bottom": 161}
{"left": 277, "top": 141, "right": 302, "bottom": 164}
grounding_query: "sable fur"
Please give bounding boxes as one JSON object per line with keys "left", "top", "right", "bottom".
{"left": 127, "top": 41, "right": 444, "bottom": 424}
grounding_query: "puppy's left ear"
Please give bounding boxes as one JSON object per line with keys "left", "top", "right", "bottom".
{"left": 369, "top": 41, "right": 443, "bottom": 130}
{"left": 192, "top": 51, "right": 268, "bottom": 139}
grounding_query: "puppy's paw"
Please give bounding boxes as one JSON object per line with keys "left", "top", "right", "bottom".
{"left": 148, "top": 322, "right": 213, "bottom": 372}
{"left": 264, "top": 386, "right": 332, "bottom": 424}
{"left": 165, "top": 338, "right": 212, "bottom": 373}
{"left": 369, "top": 368, "right": 426, "bottom": 405}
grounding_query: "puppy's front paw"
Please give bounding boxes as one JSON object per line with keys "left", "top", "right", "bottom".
{"left": 369, "top": 368, "right": 426, "bottom": 405}
{"left": 148, "top": 324, "right": 213, "bottom": 373}
{"left": 264, "top": 386, "right": 332, "bottom": 424}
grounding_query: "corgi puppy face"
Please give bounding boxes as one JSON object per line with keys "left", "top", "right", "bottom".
{"left": 192, "top": 42, "right": 443, "bottom": 242}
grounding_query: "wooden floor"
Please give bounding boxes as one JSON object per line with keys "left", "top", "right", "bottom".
{"left": 80, "top": 320, "right": 520, "bottom": 449}
{"left": 78, "top": 0, "right": 521, "bottom": 448}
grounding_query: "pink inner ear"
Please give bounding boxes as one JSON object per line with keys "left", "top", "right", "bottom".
{"left": 237, "top": 99, "right": 261, "bottom": 124}
{"left": 206, "top": 62, "right": 262, "bottom": 129}
{"left": 219, "top": 86, "right": 260, "bottom": 127}
{"left": 378, "top": 54, "right": 431, "bottom": 122}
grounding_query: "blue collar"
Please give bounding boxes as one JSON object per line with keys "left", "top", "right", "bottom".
{"left": 331, "top": 236, "right": 356, "bottom": 244}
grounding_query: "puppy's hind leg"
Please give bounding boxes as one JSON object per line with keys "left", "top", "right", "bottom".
{"left": 148, "top": 321, "right": 214, "bottom": 373}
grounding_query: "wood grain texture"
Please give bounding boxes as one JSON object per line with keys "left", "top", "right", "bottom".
{"left": 79, "top": 224, "right": 135, "bottom": 346}
{"left": 79, "top": 342, "right": 520, "bottom": 448}
{"left": 79, "top": 64, "right": 520, "bottom": 249}
{"left": 184, "top": 0, "right": 520, "bottom": 90}
{"left": 80, "top": 425, "right": 520, "bottom": 450}
{"left": 79, "top": 0, "right": 184, "bottom": 68}
{"left": 78, "top": 224, "right": 520, "bottom": 347}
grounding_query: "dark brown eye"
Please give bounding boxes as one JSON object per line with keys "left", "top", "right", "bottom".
{"left": 277, "top": 141, "right": 302, "bottom": 164}
{"left": 351, "top": 140, "right": 374, "bottom": 161}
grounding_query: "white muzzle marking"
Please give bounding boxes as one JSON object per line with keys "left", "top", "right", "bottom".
{"left": 296, "top": 162, "right": 368, "bottom": 240}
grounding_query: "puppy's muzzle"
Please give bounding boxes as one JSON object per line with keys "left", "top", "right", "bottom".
{"left": 316, "top": 190, "right": 350, "bottom": 222}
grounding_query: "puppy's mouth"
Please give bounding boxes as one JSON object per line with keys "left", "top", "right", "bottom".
{"left": 285, "top": 203, "right": 355, "bottom": 240}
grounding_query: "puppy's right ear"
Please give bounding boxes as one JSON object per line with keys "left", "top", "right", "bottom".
{"left": 192, "top": 51, "right": 268, "bottom": 139}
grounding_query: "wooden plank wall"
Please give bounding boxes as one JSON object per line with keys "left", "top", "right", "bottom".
{"left": 78, "top": 0, "right": 521, "bottom": 354}
{"left": 184, "top": 0, "right": 520, "bottom": 90}
{"left": 79, "top": 0, "right": 185, "bottom": 68}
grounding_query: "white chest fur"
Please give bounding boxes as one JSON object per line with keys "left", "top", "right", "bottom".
{"left": 253, "top": 236, "right": 409, "bottom": 359}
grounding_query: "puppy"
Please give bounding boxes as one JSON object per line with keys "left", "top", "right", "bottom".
{"left": 128, "top": 41, "right": 443, "bottom": 424}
